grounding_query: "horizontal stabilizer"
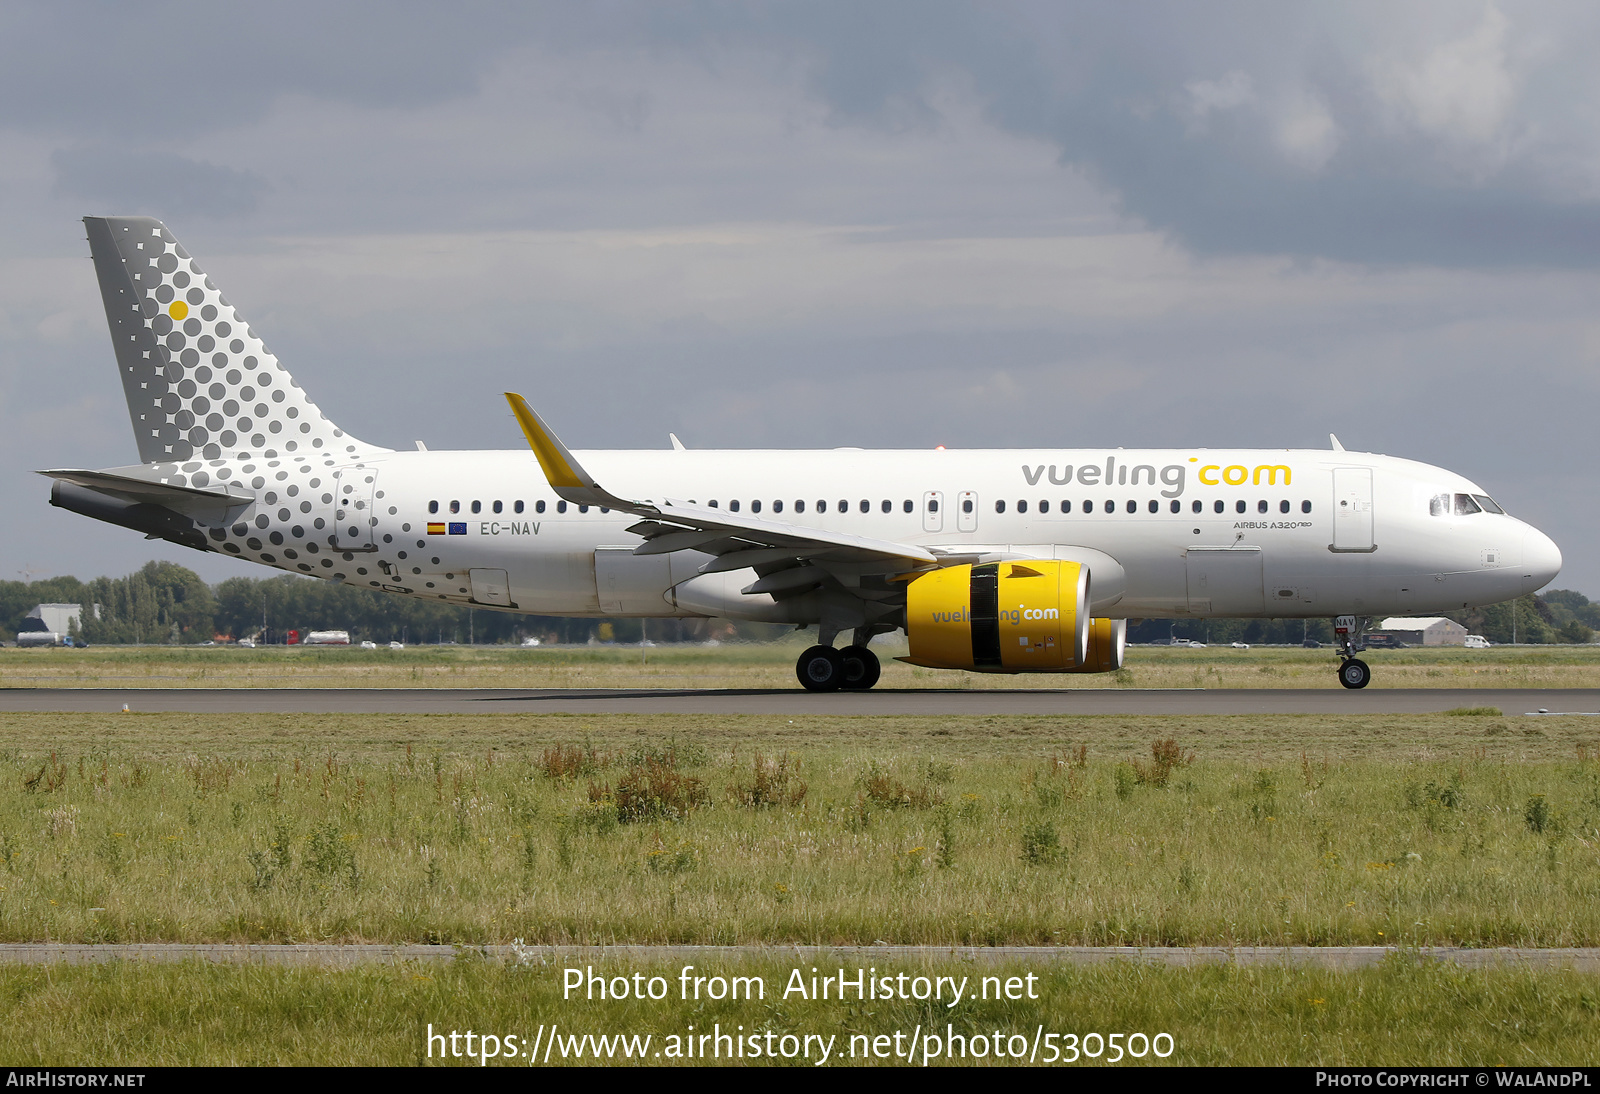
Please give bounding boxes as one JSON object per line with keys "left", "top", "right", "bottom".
{"left": 37, "top": 468, "right": 249, "bottom": 523}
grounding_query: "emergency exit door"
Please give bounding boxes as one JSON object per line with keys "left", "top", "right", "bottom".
{"left": 1332, "top": 467, "right": 1375, "bottom": 552}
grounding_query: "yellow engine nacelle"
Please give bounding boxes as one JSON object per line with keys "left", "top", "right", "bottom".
{"left": 903, "top": 561, "right": 1105, "bottom": 673}
{"left": 1064, "top": 616, "right": 1127, "bottom": 674}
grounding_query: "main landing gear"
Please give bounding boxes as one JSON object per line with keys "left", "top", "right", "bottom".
{"left": 795, "top": 643, "right": 882, "bottom": 692}
{"left": 1333, "top": 614, "right": 1372, "bottom": 690}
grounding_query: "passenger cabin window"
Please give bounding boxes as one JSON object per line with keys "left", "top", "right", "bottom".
{"left": 534, "top": 500, "right": 544, "bottom": 513}
{"left": 795, "top": 500, "right": 805, "bottom": 514}
{"left": 1018, "top": 500, "right": 1029, "bottom": 514}
{"left": 1191, "top": 500, "right": 1201, "bottom": 514}
{"left": 514, "top": 500, "right": 523, "bottom": 513}
{"left": 928, "top": 498, "right": 939, "bottom": 512}
{"left": 1170, "top": 500, "right": 1180, "bottom": 514}
{"left": 881, "top": 500, "right": 891, "bottom": 513}
{"left": 709, "top": 500, "right": 718, "bottom": 508}
{"left": 773, "top": 500, "right": 783, "bottom": 513}
{"left": 1235, "top": 500, "right": 1246, "bottom": 514}
{"left": 1301, "top": 500, "right": 1312, "bottom": 513}
{"left": 995, "top": 500, "right": 1006, "bottom": 514}
{"left": 902, "top": 500, "right": 913, "bottom": 513}
{"left": 1082, "top": 499, "right": 1092, "bottom": 513}
{"left": 1103, "top": 500, "right": 1114, "bottom": 513}
{"left": 730, "top": 500, "right": 740, "bottom": 513}
{"left": 1430, "top": 494, "right": 1450, "bottom": 517}
{"left": 1454, "top": 493, "right": 1483, "bottom": 516}
{"left": 556, "top": 501, "right": 567, "bottom": 513}
{"left": 1149, "top": 500, "right": 1160, "bottom": 514}
{"left": 1213, "top": 500, "right": 1224, "bottom": 514}
{"left": 751, "top": 500, "right": 761, "bottom": 513}
{"left": 579, "top": 505, "right": 589, "bottom": 513}
{"left": 449, "top": 500, "right": 460, "bottom": 514}
{"left": 1279, "top": 500, "right": 1289, "bottom": 513}
{"left": 1125, "top": 500, "right": 1136, "bottom": 514}
{"left": 428, "top": 500, "right": 438, "bottom": 514}
{"left": 471, "top": 501, "right": 482, "bottom": 514}
{"left": 1062, "top": 500, "right": 1073, "bottom": 513}
{"left": 1040, "top": 500, "right": 1050, "bottom": 514}
{"left": 1257, "top": 500, "right": 1268, "bottom": 514}
{"left": 493, "top": 500, "right": 503, "bottom": 514}
{"left": 837, "top": 500, "right": 848, "bottom": 514}
{"left": 859, "top": 500, "right": 869, "bottom": 513}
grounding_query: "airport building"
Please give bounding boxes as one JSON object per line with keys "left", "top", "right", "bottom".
{"left": 1375, "top": 617, "right": 1469, "bottom": 646}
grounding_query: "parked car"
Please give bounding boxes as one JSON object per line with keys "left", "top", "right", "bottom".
{"left": 1463, "top": 634, "right": 1491, "bottom": 649}
{"left": 1302, "top": 639, "right": 1322, "bottom": 649}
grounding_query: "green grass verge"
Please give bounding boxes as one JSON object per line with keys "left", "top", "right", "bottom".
{"left": 1, "top": 957, "right": 1597, "bottom": 1065}
{"left": 6, "top": 713, "right": 1600, "bottom": 946}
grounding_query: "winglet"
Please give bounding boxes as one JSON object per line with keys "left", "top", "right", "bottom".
{"left": 505, "top": 392, "right": 639, "bottom": 510}
{"left": 1329, "top": 433, "right": 1345, "bottom": 452}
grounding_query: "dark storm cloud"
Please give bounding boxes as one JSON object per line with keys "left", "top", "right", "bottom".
{"left": 9, "top": 2, "right": 1600, "bottom": 265}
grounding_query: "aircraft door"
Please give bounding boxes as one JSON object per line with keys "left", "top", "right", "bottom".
{"left": 957, "top": 491, "right": 978, "bottom": 533}
{"left": 333, "top": 466, "right": 378, "bottom": 551}
{"left": 1332, "top": 468, "right": 1375, "bottom": 552}
{"left": 1186, "top": 547, "right": 1264, "bottom": 615}
{"left": 922, "top": 491, "right": 944, "bottom": 533}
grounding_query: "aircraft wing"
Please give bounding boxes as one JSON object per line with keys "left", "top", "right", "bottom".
{"left": 504, "top": 393, "right": 938, "bottom": 578}
{"left": 37, "top": 468, "right": 251, "bottom": 523}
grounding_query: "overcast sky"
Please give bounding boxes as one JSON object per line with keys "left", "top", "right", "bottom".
{"left": 5, "top": 1, "right": 1600, "bottom": 594}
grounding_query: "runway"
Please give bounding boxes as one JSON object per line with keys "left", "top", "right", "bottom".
{"left": 2, "top": 943, "right": 1598, "bottom": 970}
{"left": 0, "top": 686, "right": 1595, "bottom": 715}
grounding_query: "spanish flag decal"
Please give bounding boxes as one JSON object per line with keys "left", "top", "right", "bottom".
{"left": 427, "top": 522, "right": 446, "bottom": 535}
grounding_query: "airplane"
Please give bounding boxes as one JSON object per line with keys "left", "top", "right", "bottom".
{"left": 44, "top": 216, "right": 1563, "bottom": 691}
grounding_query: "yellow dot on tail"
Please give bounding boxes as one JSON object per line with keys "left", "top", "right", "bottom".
{"left": 169, "top": 300, "right": 188, "bottom": 320}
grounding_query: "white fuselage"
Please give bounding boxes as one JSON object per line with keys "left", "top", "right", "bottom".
{"left": 179, "top": 445, "right": 1560, "bottom": 624}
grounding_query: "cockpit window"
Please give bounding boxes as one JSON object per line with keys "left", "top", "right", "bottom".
{"left": 1454, "top": 493, "right": 1483, "bottom": 516}
{"left": 1429, "top": 494, "right": 1449, "bottom": 517}
{"left": 1473, "top": 494, "right": 1505, "bottom": 515}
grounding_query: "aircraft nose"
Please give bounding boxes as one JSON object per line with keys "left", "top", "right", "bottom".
{"left": 1520, "top": 526, "right": 1563, "bottom": 594}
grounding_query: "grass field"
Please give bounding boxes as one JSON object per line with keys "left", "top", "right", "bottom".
{"left": 4, "top": 641, "right": 1600, "bottom": 689}
{"left": 2, "top": 957, "right": 1597, "bottom": 1065}
{"left": 5, "top": 711, "right": 1600, "bottom": 948}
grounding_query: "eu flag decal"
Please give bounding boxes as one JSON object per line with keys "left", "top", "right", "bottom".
{"left": 448, "top": 523, "right": 468, "bottom": 535}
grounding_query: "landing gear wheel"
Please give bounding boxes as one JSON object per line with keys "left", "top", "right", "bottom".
{"left": 838, "top": 645, "right": 881, "bottom": 691}
{"left": 796, "top": 645, "right": 845, "bottom": 692}
{"left": 1338, "top": 658, "right": 1371, "bottom": 690}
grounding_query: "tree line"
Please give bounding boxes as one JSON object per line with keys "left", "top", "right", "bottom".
{"left": 0, "top": 562, "right": 747, "bottom": 646}
{"left": 0, "top": 561, "right": 1592, "bottom": 646}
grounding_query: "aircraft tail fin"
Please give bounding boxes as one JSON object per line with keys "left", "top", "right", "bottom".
{"left": 82, "top": 216, "right": 386, "bottom": 466}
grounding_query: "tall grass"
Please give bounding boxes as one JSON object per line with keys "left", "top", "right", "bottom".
{"left": 7, "top": 729, "right": 1600, "bottom": 946}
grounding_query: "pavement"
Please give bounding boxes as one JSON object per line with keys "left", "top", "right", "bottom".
{"left": 0, "top": 687, "right": 1595, "bottom": 715}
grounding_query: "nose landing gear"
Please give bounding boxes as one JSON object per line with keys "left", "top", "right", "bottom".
{"left": 1338, "top": 657, "right": 1371, "bottom": 689}
{"left": 1333, "top": 614, "right": 1372, "bottom": 689}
